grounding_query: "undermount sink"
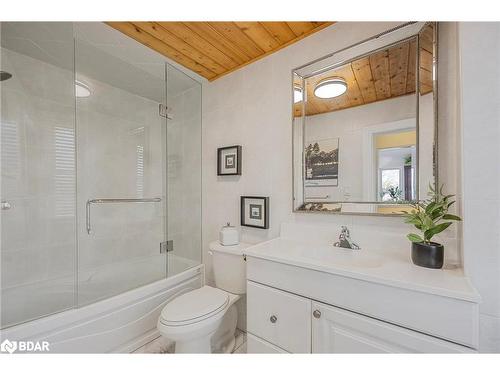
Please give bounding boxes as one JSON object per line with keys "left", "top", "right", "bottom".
{"left": 304, "top": 246, "right": 383, "bottom": 269}
{"left": 245, "top": 238, "right": 384, "bottom": 271}
{"left": 330, "top": 252, "right": 383, "bottom": 268}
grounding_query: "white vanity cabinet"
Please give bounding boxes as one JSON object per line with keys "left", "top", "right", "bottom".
{"left": 247, "top": 280, "right": 473, "bottom": 353}
{"left": 245, "top": 237, "right": 480, "bottom": 354}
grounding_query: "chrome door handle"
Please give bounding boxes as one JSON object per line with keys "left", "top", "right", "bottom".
{"left": 1, "top": 201, "right": 11, "bottom": 210}
{"left": 313, "top": 310, "right": 321, "bottom": 319}
{"left": 270, "top": 315, "right": 277, "bottom": 323}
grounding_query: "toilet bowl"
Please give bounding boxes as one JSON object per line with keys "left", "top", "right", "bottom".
{"left": 157, "top": 241, "right": 251, "bottom": 353}
{"left": 157, "top": 286, "right": 239, "bottom": 353}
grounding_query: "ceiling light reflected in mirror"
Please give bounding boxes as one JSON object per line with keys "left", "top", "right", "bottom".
{"left": 75, "top": 80, "right": 91, "bottom": 97}
{"left": 314, "top": 77, "right": 347, "bottom": 99}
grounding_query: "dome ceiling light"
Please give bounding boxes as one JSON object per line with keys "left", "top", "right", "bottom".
{"left": 313, "top": 77, "right": 347, "bottom": 99}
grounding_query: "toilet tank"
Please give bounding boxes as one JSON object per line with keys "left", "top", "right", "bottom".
{"left": 209, "top": 241, "right": 251, "bottom": 295}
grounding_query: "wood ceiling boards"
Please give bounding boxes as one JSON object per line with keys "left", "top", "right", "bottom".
{"left": 107, "top": 22, "right": 334, "bottom": 81}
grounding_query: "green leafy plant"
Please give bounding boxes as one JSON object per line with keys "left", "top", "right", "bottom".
{"left": 403, "top": 184, "right": 462, "bottom": 244}
{"left": 386, "top": 185, "right": 402, "bottom": 201}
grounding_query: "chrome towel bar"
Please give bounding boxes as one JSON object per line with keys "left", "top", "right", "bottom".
{"left": 86, "top": 197, "right": 161, "bottom": 234}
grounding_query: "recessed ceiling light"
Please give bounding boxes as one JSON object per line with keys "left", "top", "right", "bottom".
{"left": 293, "top": 85, "right": 303, "bottom": 103}
{"left": 75, "top": 80, "right": 91, "bottom": 98}
{"left": 314, "top": 77, "right": 347, "bottom": 99}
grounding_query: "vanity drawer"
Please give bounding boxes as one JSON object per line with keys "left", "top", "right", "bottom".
{"left": 247, "top": 281, "right": 311, "bottom": 353}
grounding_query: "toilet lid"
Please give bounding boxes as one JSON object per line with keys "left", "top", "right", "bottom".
{"left": 160, "top": 286, "right": 229, "bottom": 324}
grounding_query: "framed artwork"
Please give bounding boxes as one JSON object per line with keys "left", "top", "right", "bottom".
{"left": 217, "top": 145, "right": 242, "bottom": 176}
{"left": 241, "top": 196, "right": 269, "bottom": 229}
{"left": 304, "top": 137, "right": 339, "bottom": 187}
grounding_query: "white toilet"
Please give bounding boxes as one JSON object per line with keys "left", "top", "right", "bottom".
{"left": 157, "top": 241, "right": 250, "bottom": 353}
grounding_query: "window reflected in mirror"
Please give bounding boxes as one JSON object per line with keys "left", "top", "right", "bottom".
{"left": 375, "top": 129, "right": 416, "bottom": 202}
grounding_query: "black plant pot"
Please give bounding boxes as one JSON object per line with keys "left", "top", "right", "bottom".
{"left": 411, "top": 242, "right": 444, "bottom": 269}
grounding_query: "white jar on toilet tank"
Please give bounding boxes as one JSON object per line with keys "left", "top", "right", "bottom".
{"left": 219, "top": 223, "right": 239, "bottom": 246}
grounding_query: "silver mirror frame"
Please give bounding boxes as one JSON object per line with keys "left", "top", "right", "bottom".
{"left": 292, "top": 22, "right": 438, "bottom": 216}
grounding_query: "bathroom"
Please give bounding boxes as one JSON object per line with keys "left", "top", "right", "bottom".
{"left": 1, "top": 1, "right": 499, "bottom": 374}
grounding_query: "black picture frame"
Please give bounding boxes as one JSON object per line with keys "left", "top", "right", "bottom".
{"left": 241, "top": 196, "right": 269, "bottom": 229}
{"left": 217, "top": 145, "right": 242, "bottom": 176}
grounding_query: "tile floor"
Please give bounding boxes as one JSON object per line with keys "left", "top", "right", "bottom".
{"left": 233, "top": 330, "right": 247, "bottom": 354}
{"left": 133, "top": 329, "right": 247, "bottom": 354}
{"left": 132, "top": 335, "right": 174, "bottom": 354}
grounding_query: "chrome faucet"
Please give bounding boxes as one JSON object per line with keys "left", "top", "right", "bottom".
{"left": 334, "top": 226, "right": 361, "bottom": 250}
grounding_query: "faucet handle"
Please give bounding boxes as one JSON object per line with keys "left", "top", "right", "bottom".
{"left": 340, "top": 225, "right": 349, "bottom": 235}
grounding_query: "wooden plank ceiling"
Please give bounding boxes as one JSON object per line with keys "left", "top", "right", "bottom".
{"left": 107, "top": 22, "right": 333, "bottom": 81}
{"left": 296, "top": 24, "right": 434, "bottom": 117}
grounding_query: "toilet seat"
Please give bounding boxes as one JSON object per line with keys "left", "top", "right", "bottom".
{"left": 160, "top": 286, "right": 229, "bottom": 326}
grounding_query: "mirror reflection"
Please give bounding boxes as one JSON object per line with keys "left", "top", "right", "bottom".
{"left": 293, "top": 23, "right": 436, "bottom": 215}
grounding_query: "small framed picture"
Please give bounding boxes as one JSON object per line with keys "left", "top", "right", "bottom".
{"left": 217, "top": 145, "right": 242, "bottom": 176}
{"left": 241, "top": 196, "right": 269, "bottom": 229}
{"left": 305, "top": 137, "right": 339, "bottom": 187}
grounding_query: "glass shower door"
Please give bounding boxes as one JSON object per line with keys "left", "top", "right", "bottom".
{"left": 1, "top": 22, "right": 77, "bottom": 328}
{"left": 165, "top": 64, "right": 202, "bottom": 277}
{"left": 75, "top": 40, "right": 168, "bottom": 306}
{"left": 1, "top": 24, "right": 203, "bottom": 327}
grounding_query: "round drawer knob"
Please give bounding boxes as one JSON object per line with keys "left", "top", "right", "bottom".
{"left": 270, "top": 315, "right": 277, "bottom": 323}
{"left": 313, "top": 310, "right": 321, "bottom": 319}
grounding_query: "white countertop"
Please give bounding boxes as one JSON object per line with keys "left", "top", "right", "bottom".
{"left": 245, "top": 238, "right": 481, "bottom": 303}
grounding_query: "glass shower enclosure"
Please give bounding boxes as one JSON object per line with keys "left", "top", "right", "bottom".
{"left": 0, "top": 22, "right": 202, "bottom": 328}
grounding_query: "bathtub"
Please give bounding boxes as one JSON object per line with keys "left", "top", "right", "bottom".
{"left": 0, "top": 257, "right": 203, "bottom": 353}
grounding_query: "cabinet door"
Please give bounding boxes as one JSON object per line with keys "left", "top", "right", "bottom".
{"left": 312, "top": 302, "right": 474, "bottom": 353}
{"left": 247, "top": 281, "right": 311, "bottom": 353}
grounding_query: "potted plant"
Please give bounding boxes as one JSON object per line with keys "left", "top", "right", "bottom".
{"left": 402, "top": 184, "right": 462, "bottom": 269}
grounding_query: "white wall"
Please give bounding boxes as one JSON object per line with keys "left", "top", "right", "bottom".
{"left": 459, "top": 22, "right": 500, "bottom": 353}
{"left": 202, "top": 21, "right": 462, "bottom": 289}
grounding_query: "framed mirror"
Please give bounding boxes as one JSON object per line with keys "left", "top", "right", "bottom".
{"left": 292, "top": 22, "right": 437, "bottom": 215}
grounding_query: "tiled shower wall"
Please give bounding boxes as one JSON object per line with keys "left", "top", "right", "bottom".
{"left": 1, "top": 48, "right": 76, "bottom": 290}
